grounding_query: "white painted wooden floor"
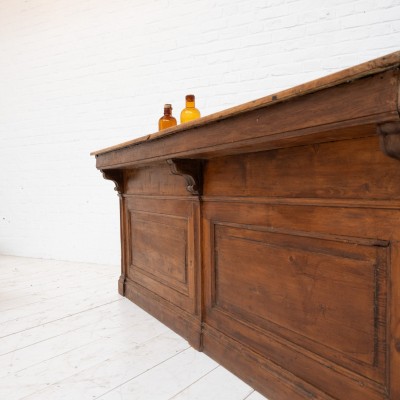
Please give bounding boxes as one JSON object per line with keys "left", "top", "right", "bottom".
{"left": 0, "top": 255, "right": 267, "bottom": 400}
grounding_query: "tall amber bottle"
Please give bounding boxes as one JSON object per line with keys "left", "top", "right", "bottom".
{"left": 180, "top": 94, "right": 201, "bottom": 123}
{"left": 158, "top": 104, "right": 177, "bottom": 131}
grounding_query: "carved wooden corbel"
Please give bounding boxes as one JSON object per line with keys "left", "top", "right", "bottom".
{"left": 377, "top": 122, "right": 400, "bottom": 160}
{"left": 167, "top": 159, "right": 203, "bottom": 195}
{"left": 101, "top": 169, "right": 124, "bottom": 194}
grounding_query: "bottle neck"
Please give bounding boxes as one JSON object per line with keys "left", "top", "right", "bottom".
{"left": 186, "top": 100, "right": 195, "bottom": 108}
{"left": 164, "top": 108, "right": 172, "bottom": 116}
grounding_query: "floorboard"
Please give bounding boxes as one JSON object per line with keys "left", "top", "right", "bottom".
{"left": 0, "top": 255, "right": 267, "bottom": 399}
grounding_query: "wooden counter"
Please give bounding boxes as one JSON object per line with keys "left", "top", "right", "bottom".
{"left": 92, "top": 51, "right": 400, "bottom": 400}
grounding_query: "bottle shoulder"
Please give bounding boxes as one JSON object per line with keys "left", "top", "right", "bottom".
{"left": 159, "top": 115, "right": 177, "bottom": 121}
{"left": 158, "top": 115, "right": 177, "bottom": 130}
{"left": 180, "top": 107, "right": 201, "bottom": 123}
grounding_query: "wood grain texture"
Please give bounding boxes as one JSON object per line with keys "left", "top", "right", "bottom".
{"left": 204, "top": 136, "right": 400, "bottom": 200}
{"left": 213, "top": 224, "right": 386, "bottom": 369}
{"left": 93, "top": 53, "right": 400, "bottom": 400}
{"left": 123, "top": 162, "right": 189, "bottom": 197}
{"left": 129, "top": 211, "right": 188, "bottom": 289}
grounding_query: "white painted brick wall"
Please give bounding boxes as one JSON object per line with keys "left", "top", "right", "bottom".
{"left": 0, "top": 0, "right": 399, "bottom": 265}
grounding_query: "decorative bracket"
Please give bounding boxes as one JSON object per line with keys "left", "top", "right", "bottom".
{"left": 377, "top": 122, "right": 400, "bottom": 160}
{"left": 100, "top": 169, "right": 124, "bottom": 195}
{"left": 167, "top": 159, "right": 203, "bottom": 195}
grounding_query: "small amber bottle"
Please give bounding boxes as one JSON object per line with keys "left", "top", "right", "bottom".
{"left": 158, "top": 104, "right": 177, "bottom": 131}
{"left": 180, "top": 94, "right": 201, "bottom": 123}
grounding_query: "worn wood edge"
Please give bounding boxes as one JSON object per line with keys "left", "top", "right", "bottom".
{"left": 208, "top": 301, "right": 386, "bottom": 391}
{"left": 203, "top": 322, "right": 387, "bottom": 399}
{"left": 91, "top": 51, "right": 400, "bottom": 157}
{"left": 122, "top": 194, "right": 201, "bottom": 201}
{"left": 118, "top": 274, "right": 126, "bottom": 295}
{"left": 95, "top": 114, "right": 395, "bottom": 170}
{"left": 124, "top": 278, "right": 202, "bottom": 350}
{"left": 201, "top": 196, "right": 400, "bottom": 210}
{"left": 202, "top": 324, "right": 337, "bottom": 400}
{"left": 389, "top": 240, "right": 400, "bottom": 399}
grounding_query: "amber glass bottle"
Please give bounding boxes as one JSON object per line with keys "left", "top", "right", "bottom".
{"left": 158, "top": 104, "right": 177, "bottom": 131}
{"left": 180, "top": 94, "right": 201, "bottom": 123}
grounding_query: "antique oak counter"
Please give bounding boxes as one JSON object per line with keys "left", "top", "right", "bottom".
{"left": 92, "top": 52, "right": 400, "bottom": 400}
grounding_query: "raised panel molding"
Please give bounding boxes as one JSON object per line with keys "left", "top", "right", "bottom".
{"left": 128, "top": 210, "right": 189, "bottom": 293}
{"left": 208, "top": 221, "right": 388, "bottom": 386}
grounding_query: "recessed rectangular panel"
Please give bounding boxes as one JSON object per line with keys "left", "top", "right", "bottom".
{"left": 212, "top": 224, "right": 387, "bottom": 370}
{"left": 130, "top": 211, "right": 188, "bottom": 293}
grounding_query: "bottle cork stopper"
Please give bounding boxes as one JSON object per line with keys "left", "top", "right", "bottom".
{"left": 185, "top": 94, "right": 195, "bottom": 102}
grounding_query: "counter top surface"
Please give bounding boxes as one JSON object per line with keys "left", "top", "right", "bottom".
{"left": 91, "top": 51, "right": 400, "bottom": 157}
